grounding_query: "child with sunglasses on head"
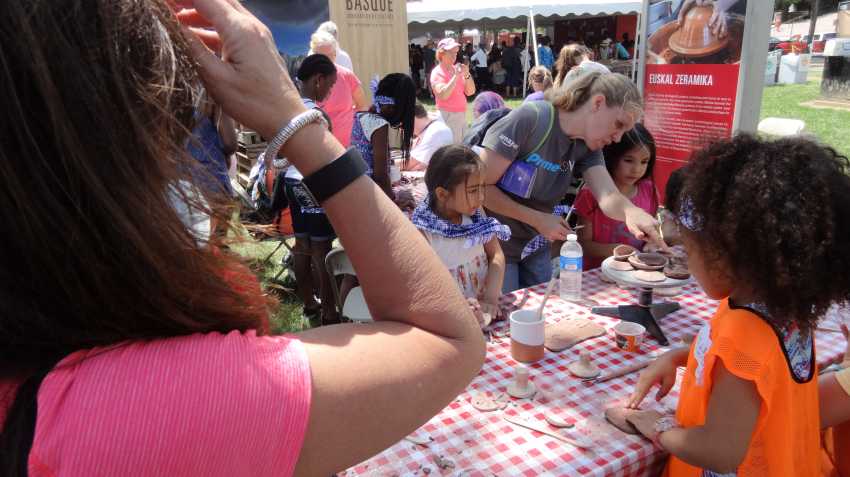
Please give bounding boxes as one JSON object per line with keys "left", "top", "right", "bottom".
{"left": 574, "top": 123, "right": 659, "bottom": 269}
{"left": 621, "top": 135, "right": 850, "bottom": 476}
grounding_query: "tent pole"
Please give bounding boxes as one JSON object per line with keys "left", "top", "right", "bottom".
{"left": 631, "top": 9, "right": 641, "bottom": 83}
{"left": 636, "top": 0, "right": 650, "bottom": 95}
{"left": 525, "top": 7, "right": 540, "bottom": 98}
{"left": 530, "top": 7, "right": 539, "bottom": 66}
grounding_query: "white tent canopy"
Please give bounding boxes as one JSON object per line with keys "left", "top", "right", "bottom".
{"left": 407, "top": 0, "right": 641, "bottom": 25}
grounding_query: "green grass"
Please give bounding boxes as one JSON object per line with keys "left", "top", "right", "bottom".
{"left": 760, "top": 75, "right": 850, "bottom": 158}
{"left": 227, "top": 227, "right": 308, "bottom": 334}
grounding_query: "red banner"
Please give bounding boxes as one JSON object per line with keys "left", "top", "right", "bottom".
{"left": 644, "top": 63, "right": 740, "bottom": 203}
{"left": 641, "top": 0, "right": 748, "bottom": 203}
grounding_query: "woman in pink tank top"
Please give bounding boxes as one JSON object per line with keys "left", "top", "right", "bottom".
{"left": 430, "top": 38, "right": 476, "bottom": 143}
{"left": 0, "top": 2, "right": 485, "bottom": 476}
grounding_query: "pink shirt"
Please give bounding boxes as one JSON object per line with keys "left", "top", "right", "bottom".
{"left": 430, "top": 64, "right": 468, "bottom": 113}
{"left": 318, "top": 64, "right": 361, "bottom": 147}
{"left": 0, "top": 330, "right": 311, "bottom": 476}
{"left": 574, "top": 178, "right": 659, "bottom": 269}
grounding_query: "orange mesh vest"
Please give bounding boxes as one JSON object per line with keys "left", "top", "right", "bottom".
{"left": 665, "top": 299, "right": 820, "bottom": 477}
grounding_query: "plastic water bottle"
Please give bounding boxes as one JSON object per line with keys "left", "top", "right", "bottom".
{"left": 559, "top": 234, "right": 583, "bottom": 301}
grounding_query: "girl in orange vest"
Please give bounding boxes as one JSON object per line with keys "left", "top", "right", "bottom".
{"left": 622, "top": 135, "right": 850, "bottom": 476}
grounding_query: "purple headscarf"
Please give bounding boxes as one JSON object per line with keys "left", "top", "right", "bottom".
{"left": 472, "top": 91, "right": 506, "bottom": 118}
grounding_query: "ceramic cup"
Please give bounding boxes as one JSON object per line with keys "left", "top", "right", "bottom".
{"left": 613, "top": 321, "right": 646, "bottom": 352}
{"left": 510, "top": 309, "right": 545, "bottom": 363}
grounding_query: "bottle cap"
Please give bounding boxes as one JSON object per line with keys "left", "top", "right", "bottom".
{"left": 567, "top": 233, "right": 577, "bottom": 241}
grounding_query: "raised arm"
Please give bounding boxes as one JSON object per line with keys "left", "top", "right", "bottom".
{"left": 178, "top": 2, "right": 485, "bottom": 475}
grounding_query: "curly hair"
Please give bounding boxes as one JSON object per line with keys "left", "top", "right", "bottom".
{"left": 670, "top": 135, "right": 850, "bottom": 331}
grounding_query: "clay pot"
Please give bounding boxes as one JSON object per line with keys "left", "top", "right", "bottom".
{"left": 628, "top": 252, "right": 668, "bottom": 271}
{"left": 669, "top": 5, "right": 729, "bottom": 57}
{"left": 613, "top": 244, "right": 637, "bottom": 261}
{"left": 647, "top": 13, "right": 744, "bottom": 64}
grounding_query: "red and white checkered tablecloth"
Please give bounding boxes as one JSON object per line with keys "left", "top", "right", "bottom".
{"left": 342, "top": 268, "right": 849, "bottom": 477}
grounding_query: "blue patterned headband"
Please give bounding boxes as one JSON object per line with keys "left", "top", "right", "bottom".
{"left": 676, "top": 195, "right": 703, "bottom": 232}
{"left": 374, "top": 95, "right": 395, "bottom": 113}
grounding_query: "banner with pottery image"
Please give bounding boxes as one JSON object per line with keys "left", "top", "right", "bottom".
{"left": 642, "top": 0, "right": 748, "bottom": 202}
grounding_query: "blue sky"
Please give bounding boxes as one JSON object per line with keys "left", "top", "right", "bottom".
{"left": 243, "top": 0, "right": 329, "bottom": 57}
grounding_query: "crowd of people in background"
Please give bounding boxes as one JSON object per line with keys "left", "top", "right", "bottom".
{"left": 409, "top": 33, "right": 633, "bottom": 99}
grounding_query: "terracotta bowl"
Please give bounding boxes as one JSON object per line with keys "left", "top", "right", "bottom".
{"left": 628, "top": 252, "right": 669, "bottom": 271}
{"left": 613, "top": 245, "right": 637, "bottom": 262}
{"left": 669, "top": 5, "right": 729, "bottom": 57}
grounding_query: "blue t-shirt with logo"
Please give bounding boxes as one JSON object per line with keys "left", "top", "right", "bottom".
{"left": 482, "top": 102, "right": 602, "bottom": 259}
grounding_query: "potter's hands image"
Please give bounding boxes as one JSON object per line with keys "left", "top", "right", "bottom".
{"left": 677, "top": 0, "right": 738, "bottom": 38}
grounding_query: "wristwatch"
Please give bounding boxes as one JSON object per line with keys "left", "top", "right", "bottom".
{"left": 301, "top": 147, "right": 368, "bottom": 205}
{"left": 652, "top": 416, "right": 679, "bottom": 449}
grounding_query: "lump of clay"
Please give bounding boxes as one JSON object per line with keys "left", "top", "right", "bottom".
{"left": 567, "top": 352, "right": 600, "bottom": 379}
{"left": 604, "top": 407, "right": 640, "bottom": 435}
{"left": 470, "top": 393, "right": 502, "bottom": 412}
{"left": 544, "top": 318, "right": 606, "bottom": 352}
{"left": 544, "top": 410, "right": 574, "bottom": 428}
{"left": 613, "top": 244, "right": 637, "bottom": 261}
{"left": 628, "top": 252, "right": 668, "bottom": 271}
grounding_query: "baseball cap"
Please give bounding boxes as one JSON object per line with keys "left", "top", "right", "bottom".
{"left": 437, "top": 38, "right": 460, "bottom": 51}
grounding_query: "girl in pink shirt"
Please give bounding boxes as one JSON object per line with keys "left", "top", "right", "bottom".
{"left": 575, "top": 123, "right": 659, "bottom": 269}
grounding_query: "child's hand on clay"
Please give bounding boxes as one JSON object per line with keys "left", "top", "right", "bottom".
{"left": 624, "top": 409, "right": 664, "bottom": 442}
{"left": 627, "top": 348, "right": 687, "bottom": 409}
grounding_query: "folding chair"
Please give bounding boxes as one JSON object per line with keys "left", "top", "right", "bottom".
{"left": 232, "top": 175, "right": 296, "bottom": 283}
{"left": 324, "top": 248, "right": 372, "bottom": 322}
